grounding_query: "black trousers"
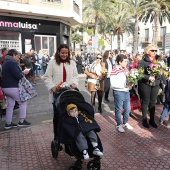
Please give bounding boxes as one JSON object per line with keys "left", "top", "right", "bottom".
{"left": 104, "top": 78, "right": 110, "bottom": 99}
{"left": 140, "top": 83, "right": 159, "bottom": 120}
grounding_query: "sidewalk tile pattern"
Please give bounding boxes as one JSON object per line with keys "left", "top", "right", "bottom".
{"left": 0, "top": 105, "right": 170, "bottom": 170}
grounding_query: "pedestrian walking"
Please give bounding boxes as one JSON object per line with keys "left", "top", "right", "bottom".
{"left": 103, "top": 50, "right": 113, "bottom": 102}
{"left": 138, "top": 45, "right": 161, "bottom": 128}
{"left": 1, "top": 49, "right": 31, "bottom": 129}
{"left": 43, "top": 44, "right": 78, "bottom": 139}
{"left": 110, "top": 54, "right": 133, "bottom": 133}
{"left": 84, "top": 54, "right": 106, "bottom": 113}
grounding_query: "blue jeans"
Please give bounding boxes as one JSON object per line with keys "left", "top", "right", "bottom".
{"left": 113, "top": 90, "right": 130, "bottom": 125}
{"left": 160, "top": 102, "right": 170, "bottom": 124}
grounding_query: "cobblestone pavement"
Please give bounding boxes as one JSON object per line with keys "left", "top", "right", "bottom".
{"left": 0, "top": 104, "right": 170, "bottom": 170}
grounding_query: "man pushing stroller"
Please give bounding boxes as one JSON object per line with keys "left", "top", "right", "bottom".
{"left": 61, "top": 103, "right": 103, "bottom": 160}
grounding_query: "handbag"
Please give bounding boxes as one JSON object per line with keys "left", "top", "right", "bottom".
{"left": 130, "top": 95, "right": 141, "bottom": 111}
{"left": 18, "top": 76, "right": 37, "bottom": 101}
{"left": 0, "top": 95, "right": 7, "bottom": 110}
{"left": 0, "top": 87, "right": 4, "bottom": 100}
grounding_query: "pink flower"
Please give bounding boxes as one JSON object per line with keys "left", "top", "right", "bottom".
{"left": 149, "top": 63, "right": 154, "bottom": 70}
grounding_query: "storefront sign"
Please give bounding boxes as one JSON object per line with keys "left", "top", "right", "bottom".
{"left": 0, "top": 21, "right": 37, "bottom": 29}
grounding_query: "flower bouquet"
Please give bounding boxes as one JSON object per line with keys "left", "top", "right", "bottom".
{"left": 163, "top": 66, "right": 170, "bottom": 79}
{"left": 127, "top": 68, "right": 144, "bottom": 89}
{"left": 101, "top": 70, "right": 108, "bottom": 79}
{"left": 55, "top": 82, "right": 71, "bottom": 94}
{"left": 147, "top": 62, "right": 161, "bottom": 86}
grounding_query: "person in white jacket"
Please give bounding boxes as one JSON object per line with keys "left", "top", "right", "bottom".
{"left": 43, "top": 44, "right": 78, "bottom": 138}
{"left": 110, "top": 54, "right": 133, "bottom": 133}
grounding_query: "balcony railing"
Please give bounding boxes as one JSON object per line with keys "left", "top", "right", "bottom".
{"left": 4, "top": 0, "right": 29, "bottom": 3}
{"left": 41, "top": 0, "right": 63, "bottom": 5}
{"left": 140, "top": 37, "right": 152, "bottom": 43}
{"left": 73, "top": 0, "right": 80, "bottom": 15}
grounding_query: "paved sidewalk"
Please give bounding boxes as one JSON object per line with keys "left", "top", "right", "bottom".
{"left": 0, "top": 105, "right": 170, "bottom": 170}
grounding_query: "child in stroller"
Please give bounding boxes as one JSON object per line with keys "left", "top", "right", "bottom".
{"left": 51, "top": 90, "right": 103, "bottom": 170}
{"left": 66, "top": 103, "right": 103, "bottom": 159}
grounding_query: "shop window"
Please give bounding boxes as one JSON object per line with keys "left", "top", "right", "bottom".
{"left": 35, "top": 35, "right": 56, "bottom": 57}
{"left": 0, "top": 31, "right": 20, "bottom": 51}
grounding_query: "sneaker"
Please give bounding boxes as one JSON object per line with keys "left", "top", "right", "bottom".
{"left": 116, "top": 124, "right": 125, "bottom": 133}
{"left": 123, "top": 123, "right": 133, "bottom": 130}
{"left": 93, "top": 148, "right": 103, "bottom": 157}
{"left": 159, "top": 120, "right": 164, "bottom": 125}
{"left": 18, "top": 120, "right": 31, "bottom": 127}
{"left": 4, "top": 122, "right": 17, "bottom": 129}
{"left": 83, "top": 150, "right": 89, "bottom": 160}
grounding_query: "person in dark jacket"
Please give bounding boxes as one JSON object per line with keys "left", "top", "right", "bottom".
{"left": 138, "top": 45, "right": 160, "bottom": 128}
{"left": 76, "top": 52, "right": 83, "bottom": 74}
{"left": 2, "top": 49, "right": 31, "bottom": 129}
{"left": 103, "top": 50, "right": 113, "bottom": 102}
{"left": 60, "top": 103, "right": 103, "bottom": 160}
{"left": 159, "top": 79, "right": 170, "bottom": 127}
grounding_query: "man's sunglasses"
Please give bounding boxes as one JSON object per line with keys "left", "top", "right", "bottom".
{"left": 97, "top": 58, "right": 102, "bottom": 60}
{"left": 150, "top": 50, "right": 157, "bottom": 52}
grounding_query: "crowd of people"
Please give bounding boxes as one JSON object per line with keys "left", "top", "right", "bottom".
{"left": 0, "top": 44, "right": 170, "bottom": 134}
{"left": 71, "top": 45, "right": 170, "bottom": 132}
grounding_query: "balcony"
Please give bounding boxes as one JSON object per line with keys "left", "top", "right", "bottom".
{"left": 73, "top": 0, "right": 80, "bottom": 15}
{"left": 41, "top": 0, "right": 63, "bottom": 5}
{"left": 4, "top": 0, "right": 28, "bottom": 3}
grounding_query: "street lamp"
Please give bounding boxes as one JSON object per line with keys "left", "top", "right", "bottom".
{"left": 110, "top": 30, "right": 114, "bottom": 52}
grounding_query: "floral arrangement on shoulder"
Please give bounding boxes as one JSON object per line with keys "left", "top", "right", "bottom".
{"left": 55, "top": 82, "right": 71, "bottom": 94}
{"left": 127, "top": 68, "right": 144, "bottom": 89}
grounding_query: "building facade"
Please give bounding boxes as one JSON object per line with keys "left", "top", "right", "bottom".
{"left": 112, "top": 18, "right": 170, "bottom": 55}
{"left": 0, "top": 0, "right": 82, "bottom": 55}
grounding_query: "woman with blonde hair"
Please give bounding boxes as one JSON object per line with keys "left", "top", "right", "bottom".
{"left": 138, "top": 45, "right": 160, "bottom": 128}
{"left": 84, "top": 54, "right": 106, "bottom": 113}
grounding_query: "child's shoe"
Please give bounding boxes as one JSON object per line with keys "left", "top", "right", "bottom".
{"left": 83, "top": 150, "right": 89, "bottom": 160}
{"left": 93, "top": 147, "right": 103, "bottom": 157}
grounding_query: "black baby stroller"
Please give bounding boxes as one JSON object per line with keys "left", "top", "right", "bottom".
{"left": 51, "top": 90, "right": 103, "bottom": 170}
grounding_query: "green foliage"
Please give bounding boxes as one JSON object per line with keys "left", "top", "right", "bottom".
{"left": 87, "top": 28, "right": 94, "bottom": 36}
{"left": 71, "top": 33, "right": 83, "bottom": 44}
{"left": 98, "top": 39, "right": 105, "bottom": 47}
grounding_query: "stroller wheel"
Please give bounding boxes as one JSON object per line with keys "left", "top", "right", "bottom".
{"left": 69, "top": 165, "right": 82, "bottom": 170}
{"left": 87, "top": 160, "right": 101, "bottom": 170}
{"left": 51, "top": 140, "right": 59, "bottom": 159}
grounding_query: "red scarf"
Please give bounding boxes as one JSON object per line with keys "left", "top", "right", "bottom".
{"left": 61, "top": 60, "right": 66, "bottom": 82}
{"left": 149, "top": 57, "right": 156, "bottom": 63}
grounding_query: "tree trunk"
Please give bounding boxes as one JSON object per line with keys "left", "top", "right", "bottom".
{"left": 153, "top": 12, "right": 159, "bottom": 46}
{"left": 117, "top": 34, "right": 121, "bottom": 51}
{"left": 132, "top": 15, "right": 139, "bottom": 56}
{"left": 94, "top": 15, "right": 99, "bottom": 36}
{"left": 73, "top": 42, "right": 76, "bottom": 51}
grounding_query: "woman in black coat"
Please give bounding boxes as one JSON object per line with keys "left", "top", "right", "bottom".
{"left": 138, "top": 45, "right": 161, "bottom": 128}
{"left": 103, "top": 50, "right": 113, "bottom": 102}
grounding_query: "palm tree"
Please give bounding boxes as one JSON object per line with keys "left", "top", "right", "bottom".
{"left": 107, "top": 3, "right": 134, "bottom": 51}
{"left": 71, "top": 33, "right": 83, "bottom": 51}
{"left": 141, "top": 0, "right": 170, "bottom": 46}
{"left": 83, "top": 0, "right": 112, "bottom": 36}
{"left": 122, "top": 0, "right": 151, "bottom": 55}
